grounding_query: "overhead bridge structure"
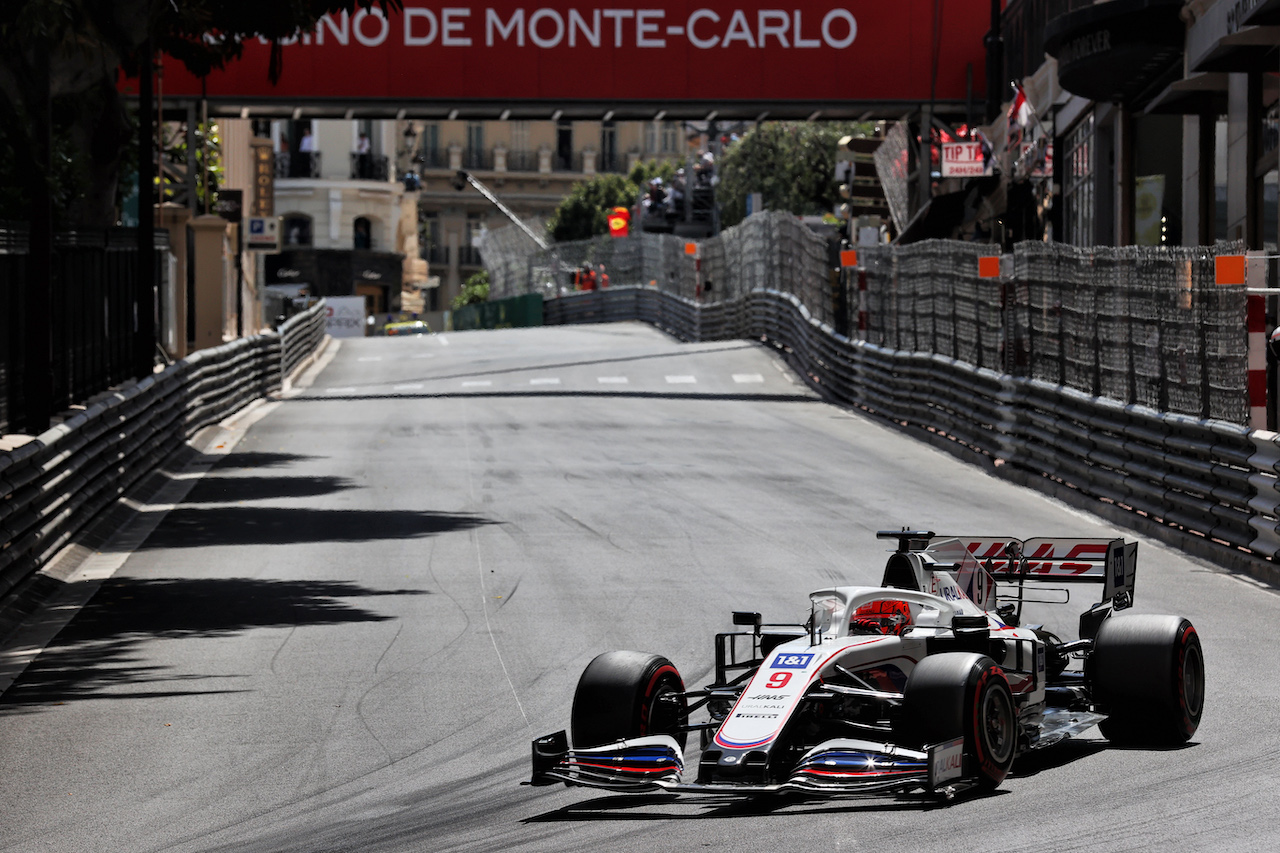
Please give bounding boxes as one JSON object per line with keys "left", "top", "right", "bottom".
{"left": 127, "top": 2, "right": 995, "bottom": 123}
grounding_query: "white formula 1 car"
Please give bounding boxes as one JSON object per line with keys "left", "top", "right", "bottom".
{"left": 531, "top": 529, "right": 1204, "bottom": 799}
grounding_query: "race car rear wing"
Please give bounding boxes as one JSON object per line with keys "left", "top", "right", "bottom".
{"left": 954, "top": 537, "right": 1137, "bottom": 604}
{"left": 878, "top": 530, "right": 1135, "bottom": 600}
{"left": 877, "top": 530, "right": 1137, "bottom": 637}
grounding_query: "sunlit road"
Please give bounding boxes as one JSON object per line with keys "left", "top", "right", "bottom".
{"left": 1, "top": 322, "right": 1276, "bottom": 852}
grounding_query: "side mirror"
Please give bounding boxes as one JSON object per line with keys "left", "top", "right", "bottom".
{"left": 732, "top": 611, "right": 762, "bottom": 631}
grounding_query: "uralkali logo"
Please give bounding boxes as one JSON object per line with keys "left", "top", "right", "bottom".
{"left": 270, "top": 7, "right": 858, "bottom": 51}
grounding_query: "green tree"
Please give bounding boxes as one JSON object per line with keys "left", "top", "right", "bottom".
{"left": 546, "top": 173, "right": 640, "bottom": 242}
{"left": 627, "top": 159, "right": 679, "bottom": 188}
{"left": 0, "top": 0, "right": 399, "bottom": 227}
{"left": 545, "top": 159, "right": 681, "bottom": 242}
{"left": 717, "top": 122, "right": 873, "bottom": 229}
{"left": 452, "top": 270, "right": 490, "bottom": 309}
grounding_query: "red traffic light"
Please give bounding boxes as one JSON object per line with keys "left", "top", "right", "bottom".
{"left": 607, "top": 206, "right": 630, "bottom": 238}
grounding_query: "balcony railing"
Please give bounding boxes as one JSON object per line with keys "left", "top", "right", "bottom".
{"left": 275, "top": 151, "right": 323, "bottom": 178}
{"left": 419, "top": 148, "right": 447, "bottom": 169}
{"left": 505, "top": 149, "right": 540, "bottom": 172}
{"left": 552, "top": 151, "right": 583, "bottom": 172}
{"left": 457, "top": 245, "right": 483, "bottom": 266}
{"left": 463, "top": 147, "right": 494, "bottom": 170}
{"left": 351, "top": 153, "right": 390, "bottom": 181}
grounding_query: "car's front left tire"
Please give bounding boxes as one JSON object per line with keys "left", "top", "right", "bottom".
{"left": 571, "top": 651, "right": 688, "bottom": 750}
{"left": 896, "top": 652, "right": 1017, "bottom": 789}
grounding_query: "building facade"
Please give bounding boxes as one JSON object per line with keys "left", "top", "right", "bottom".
{"left": 220, "top": 114, "right": 697, "bottom": 324}
{"left": 244, "top": 117, "right": 426, "bottom": 322}
{"left": 979, "top": 0, "right": 1279, "bottom": 251}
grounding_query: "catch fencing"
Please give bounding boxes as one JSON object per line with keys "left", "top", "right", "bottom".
{"left": 487, "top": 213, "right": 833, "bottom": 325}
{"left": 513, "top": 212, "right": 1280, "bottom": 571}
{"left": 0, "top": 301, "right": 328, "bottom": 600}
{"left": 488, "top": 213, "right": 1248, "bottom": 425}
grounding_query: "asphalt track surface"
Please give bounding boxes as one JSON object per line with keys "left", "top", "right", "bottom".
{"left": 1, "top": 322, "right": 1278, "bottom": 853}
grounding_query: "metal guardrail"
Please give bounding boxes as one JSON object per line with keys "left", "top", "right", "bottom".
{"left": 0, "top": 301, "right": 328, "bottom": 600}
{"left": 279, "top": 303, "right": 327, "bottom": 381}
{"left": 545, "top": 287, "right": 1280, "bottom": 566}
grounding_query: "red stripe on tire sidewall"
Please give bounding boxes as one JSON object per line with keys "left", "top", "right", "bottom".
{"left": 971, "top": 665, "right": 1008, "bottom": 778}
{"left": 640, "top": 664, "right": 680, "bottom": 735}
{"left": 1177, "top": 625, "right": 1198, "bottom": 736}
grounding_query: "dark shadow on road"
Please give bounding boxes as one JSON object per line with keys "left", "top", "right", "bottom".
{"left": 178, "top": 475, "right": 359, "bottom": 504}
{"left": 522, "top": 787, "right": 988, "bottom": 822}
{"left": 1007, "top": 739, "right": 1107, "bottom": 778}
{"left": 293, "top": 390, "right": 819, "bottom": 405}
{"left": 0, "top": 576, "right": 424, "bottom": 712}
{"left": 135, "top": 507, "right": 492, "bottom": 550}
{"left": 65, "top": 577, "right": 423, "bottom": 637}
{"left": 207, "top": 451, "right": 316, "bottom": 471}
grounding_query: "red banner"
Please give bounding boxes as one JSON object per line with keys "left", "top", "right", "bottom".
{"left": 133, "top": 2, "right": 990, "bottom": 107}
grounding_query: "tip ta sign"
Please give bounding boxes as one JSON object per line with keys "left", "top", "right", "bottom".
{"left": 941, "top": 141, "right": 993, "bottom": 178}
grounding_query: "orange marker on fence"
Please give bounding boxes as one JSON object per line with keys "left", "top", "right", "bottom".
{"left": 840, "top": 249, "right": 859, "bottom": 268}
{"left": 978, "top": 256, "right": 1001, "bottom": 278}
{"left": 1215, "top": 255, "right": 1246, "bottom": 285}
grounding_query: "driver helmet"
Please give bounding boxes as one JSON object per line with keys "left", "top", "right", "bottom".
{"left": 849, "top": 599, "right": 912, "bottom": 636}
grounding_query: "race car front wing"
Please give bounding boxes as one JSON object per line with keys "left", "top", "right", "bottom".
{"left": 530, "top": 732, "right": 970, "bottom": 797}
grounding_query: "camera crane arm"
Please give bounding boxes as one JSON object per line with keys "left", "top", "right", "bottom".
{"left": 452, "top": 170, "right": 550, "bottom": 251}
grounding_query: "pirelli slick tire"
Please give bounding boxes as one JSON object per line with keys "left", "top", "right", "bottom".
{"left": 571, "top": 651, "right": 688, "bottom": 750}
{"left": 896, "top": 653, "right": 1017, "bottom": 790}
{"left": 1091, "top": 614, "right": 1204, "bottom": 746}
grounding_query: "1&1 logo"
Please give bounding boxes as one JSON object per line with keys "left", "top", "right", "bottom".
{"left": 771, "top": 652, "right": 815, "bottom": 669}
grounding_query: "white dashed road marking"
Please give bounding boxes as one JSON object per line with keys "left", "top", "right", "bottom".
{"left": 327, "top": 387, "right": 357, "bottom": 394}
{"left": 530, "top": 378, "right": 561, "bottom": 385}
{"left": 393, "top": 383, "right": 425, "bottom": 392}
{"left": 597, "top": 376, "right": 629, "bottom": 384}
{"left": 733, "top": 374, "right": 765, "bottom": 383}
{"left": 665, "top": 375, "right": 697, "bottom": 384}
{"left": 462, "top": 380, "right": 492, "bottom": 387}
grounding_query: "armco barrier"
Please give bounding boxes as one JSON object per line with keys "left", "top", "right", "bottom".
{"left": 546, "top": 287, "right": 1280, "bottom": 571}
{"left": 280, "top": 304, "right": 326, "bottom": 381}
{"left": 0, "top": 301, "right": 328, "bottom": 599}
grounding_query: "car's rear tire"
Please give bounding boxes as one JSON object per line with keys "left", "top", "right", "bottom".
{"left": 1090, "top": 614, "right": 1203, "bottom": 745}
{"left": 896, "top": 653, "right": 1016, "bottom": 789}
{"left": 571, "top": 651, "right": 688, "bottom": 750}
